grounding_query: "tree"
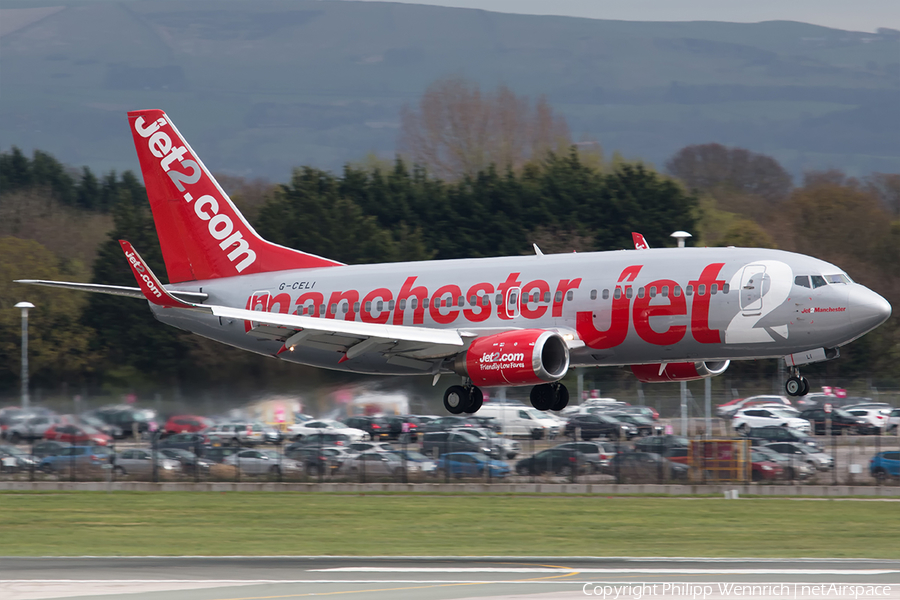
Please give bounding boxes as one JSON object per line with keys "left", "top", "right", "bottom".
{"left": 399, "top": 77, "right": 571, "bottom": 180}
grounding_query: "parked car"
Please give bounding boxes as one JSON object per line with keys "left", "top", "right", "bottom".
{"left": 449, "top": 426, "right": 520, "bottom": 459}
{"left": 732, "top": 407, "right": 811, "bottom": 433}
{"left": 347, "top": 441, "right": 395, "bottom": 454}
{"left": 287, "top": 419, "right": 367, "bottom": 442}
{"left": 113, "top": 448, "right": 180, "bottom": 477}
{"left": 159, "top": 448, "right": 213, "bottom": 475}
{"left": 751, "top": 445, "right": 813, "bottom": 480}
{"left": 763, "top": 442, "right": 834, "bottom": 471}
{"left": 606, "top": 413, "right": 655, "bottom": 436}
{"left": 749, "top": 450, "right": 785, "bottom": 481}
{"left": 515, "top": 448, "right": 588, "bottom": 476}
{"left": 202, "top": 445, "right": 241, "bottom": 464}
{"left": 0, "top": 445, "right": 37, "bottom": 472}
{"left": 157, "top": 432, "right": 209, "bottom": 455}
{"left": 662, "top": 447, "right": 690, "bottom": 465}
{"left": 387, "top": 449, "right": 437, "bottom": 475}
{"left": 297, "top": 432, "right": 354, "bottom": 447}
{"left": 602, "top": 452, "right": 689, "bottom": 482}
{"left": 204, "top": 423, "right": 265, "bottom": 446}
{"left": 422, "top": 431, "right": 499, "bottom": 458}
{"left": 742, "top": 426, "right": 822, "bottom": 450}
{"left": 610, "top": 405, "right": 659, "bottom": 421}
{"left": 163, "top": 415, "right": 213, "bottom": 434}
{"left": 286, "top": 445, "right": 351, "bottom": 475}
{"left": 43, "top": 424, "right": 111, "bottom": 446}
{"left": 799, "top": 408, "right": 873, "bottom": 435}
{"left": 337, "top": 452, "right": 422, "bottom": 478}
{"left": 30, "top": 440, "right": 72, "bottom": 459}
{"left": 39, "top": 446, "right": 111, "bottom": 473}
{"left": 341, "top": 416, "right": 394, "bottom": 440}
{"left": 92, "top": 406, "right": 159, "bottom": 437}
{"left": 553, "top": 441, "right": 613, "bottom": 472}
{"left": 436, "top": 452, "right": 510, "bottom": 478}
{"left": 634, "top": 435, "right": 689, "bottom": 454}
{"left": 888, "top": 408, "right": 900, "bottom": 433}
{"left": 417, "top": 415, "right": 481, "bottom": 433}
{"left": 564, "top": 413, "right": 637, "bottom": 440}
{"left": 223, "top": 449, "right": 301, "bottom": 476}
{"left": 844, "top": 408, "right": 891, "bottom": 431}
{"left": 475, "top": 404, "right": 559, "bottom": 439}
{"left": 76, "top": 414, "right": 124, "bottom": 439}
{"left": 4, "top": 414, "right": 59, "bottom": 443}
{"left": 717, "top": 395, "right": 791, "bottom": 418}
{"left": 465, "top": 415, "right": 503, "bottom": 432}
{"left": 869, "top": 451, "right": 900, "bottom": 483}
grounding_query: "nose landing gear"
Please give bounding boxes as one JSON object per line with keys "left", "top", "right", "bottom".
{"left": 785, "top": 369, "right": 810, "bottom": 397}
{"left": 443, "top": 383, "right": 484, "bottom": 414}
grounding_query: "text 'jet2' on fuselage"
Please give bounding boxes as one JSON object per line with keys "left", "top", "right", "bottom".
{"left": 16, "top": 110, "right": 892, "bottom": 415}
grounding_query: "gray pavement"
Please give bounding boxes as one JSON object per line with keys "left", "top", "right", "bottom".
{"left": 2, "top": 556, "right": 898, "bottom": 600}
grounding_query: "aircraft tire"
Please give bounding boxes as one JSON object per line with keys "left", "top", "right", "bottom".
{"left": 443, "top": 385, "right": 470, "bottom": 414}
{"left": 465, "top": 387, "right": 484, "bottom": 413}
{"left": 785, "top": 376, "right": 803, "bottom": 396}
{"left": 800, "top": 377, "right": 810, "bottom": 396}
{"left": 550, "top": 383, "right": 569, "bottom": 411}
{"left": 530, "top": 383, "right": 555, "bottom": 411}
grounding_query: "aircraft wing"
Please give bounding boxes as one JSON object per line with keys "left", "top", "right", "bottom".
{"left": 119, "top": 241, "right": 464, "bottom": 365}
{"left": 14, "top": 279, "right": 208, "bottom": 302}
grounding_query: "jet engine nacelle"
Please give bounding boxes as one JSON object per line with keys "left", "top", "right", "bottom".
{"left": 631, "top": 361, "right": 730, "bottom": 383}
{"left": 454, "top": 329, "right": 570, "bottom": 387}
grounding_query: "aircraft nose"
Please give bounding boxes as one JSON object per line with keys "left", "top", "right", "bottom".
{"left": 849, "top": 286, "right": 892, "bottom": 331}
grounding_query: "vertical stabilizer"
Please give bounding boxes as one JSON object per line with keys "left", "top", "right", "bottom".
{"left": 128, "top": 109, "right": 343, "bottom": 283}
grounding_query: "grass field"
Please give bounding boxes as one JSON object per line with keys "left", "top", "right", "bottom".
{"left": 1, "top": 492, "right": 898, "bottom": 558}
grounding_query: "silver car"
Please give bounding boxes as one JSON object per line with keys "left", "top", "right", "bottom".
{"left": 223, "top": 449, "right": 300, "bottom": 476}
{"left": 764, "top": 442, "right": 834, "bottom": 471}
{"left": 338, "top": 452, "right": 421, "bottom": 477}
{"left": 114, "top": 449, "right": 179, "bottom": 477}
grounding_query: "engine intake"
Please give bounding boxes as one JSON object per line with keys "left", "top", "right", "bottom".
{"left": 631, "top": 361, "right": 730, "bottom": 383}
{"left": 454, "top": 329, "right": 569, "bottom": 387}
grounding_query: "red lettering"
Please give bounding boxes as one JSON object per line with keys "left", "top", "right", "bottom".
{"left": 463, "top": 282, "right": 494, "bottom": 322}
{"left": 553, "top": 278, "right": 582, "bottom": 317}
{"left": 295, "top": 291, "right": 324, "bottom": 317}
{"left": 520, "top": 280, "right": 549, "bottom": 320}
{"left": 632, "top": 280, "right": 686, "bottom": 346}
{"left": 577, "top": 265, "right": 642, "bottom": 350}
{"left": 429, "top": 284, "right": 461, "bottom": 325}
{"left": 361, "top": 288, "right": 393, "bottom": 324}
{"left": 690, "top": 263, "right": 726, "bottom": 344}
{"left": 495, "top": 272, "right": 522, "bottom": 320}
{"left": 393, "top": 276, "right": 428, "bottom": 325}
{"left": 268, "top": 293, "right": 291, "bottom": 314}
{"left": 327, "top": 290, "right": 359, "bottom": 321}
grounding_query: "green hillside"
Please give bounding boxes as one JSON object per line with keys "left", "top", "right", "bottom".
{"left": 1, "top": 0, "right": 897, "bottom": 180}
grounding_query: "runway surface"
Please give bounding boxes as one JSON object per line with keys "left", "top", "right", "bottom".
{"left": 2, "top": 556, "right": 898, "bottom": 600}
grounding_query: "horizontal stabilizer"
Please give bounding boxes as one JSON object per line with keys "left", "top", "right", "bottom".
{"left": 14, "top": 279, "right": 207, "bottom": 302}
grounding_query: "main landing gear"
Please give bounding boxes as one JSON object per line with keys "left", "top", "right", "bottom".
{"left": 443, "top": 384, "right": 484, "bottom": 415}
{"left": 785, "top": 369, "right": 810, "bottom": 397}
{"left": 530, "top": 382, "right": 569, "bottom": 412}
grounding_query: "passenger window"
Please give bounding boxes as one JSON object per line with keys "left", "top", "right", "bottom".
{"left": 590, "top": 290, "right": 597, "bottom": 300}
{"left": 423, "top": 298, "right": 429, "bottom": 308}
{"left": 388, "top": 300, "right": 395, "bottom": 310}
{"left": 662, "top": 286, "right": 669, "bottom": 297}
{"left": 469, "top": 296, "right": 476, "bottom": 306}
{"left": 566, "top": 291, "right": 574, "bottom": 301}
{"left": 711, "top": 284, "right": 718, "bottom": 295}
{"left": 365, "top": 301, "right": 372, "bottom": 312}
{"left": 686, "top": 285, "right": 693, "bottom": 296}
{"left": 602, "top": 289, "right": 609, "bottom": 300}
{"left": 457, "top": 296, "right": 464, "bottom": 307}
{"left": 496, "top": 294, "right": 503, "bottom": 305}
{"left": 811, "top": 275, "right": 828, "bottom": 288}
{"left": 330, "top": 303, "right": 337, "bottom": 314}
{"left": 410, "top": 298, "right": 417, "bottom": 310}
{"left": 319, "top": 304, "right": 325, "bottom": 315}
{"left": 625, "top": 288, "right": 633, "bottom": 299}
{"left": 794, "top": 276, "right": 810, "bottom": 288}
{"left": 698, "top": 285, "right": 706, "bottom": 296}
{"left": 649, "top": 286, "right": 657, "bottom": 297}
{"left": 555, "top": 291, "right": 563, "bottom": 302}
{"left": 481, "top": 295, "right": 489, "bottom": 307}
{"left": 543, "top": 291, "right": 551, "bottom": 302}
{"left": 614, "top": 288, "right": 622, "bottom": 299}
{"left": 342, "top": 303, "right": 349, "bottom": 314}
{"left": 638, "top": 287, "right": 645, "bottom": 298}
{"left": 723, "top": 283, "right": 730, "bottom": 294}
{"left": 376, "top": 300, "right": 383, "bottom": 311}
{"left": 673, "top": 286, "right": 682, "bottom": 297}
{"left": 399, "top": 299, "right": 407, "bottom": 310}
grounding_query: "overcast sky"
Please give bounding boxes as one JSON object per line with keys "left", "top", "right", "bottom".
{"left": 352, "top": 0, "right": 900, "bottom": 33}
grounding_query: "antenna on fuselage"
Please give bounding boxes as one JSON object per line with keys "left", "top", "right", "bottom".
{"left": 670, "top": 231, "right": 692, "bottom": 248}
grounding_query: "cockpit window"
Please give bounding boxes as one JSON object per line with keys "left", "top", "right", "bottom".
{"left": 810, "top": 275, "right": 828, "bottom": 289}
{"left": 825, "top": 274, "right": 850, "bottom": 284}
{"left": 794, "top": 276, "right": 810, "bottom": 288}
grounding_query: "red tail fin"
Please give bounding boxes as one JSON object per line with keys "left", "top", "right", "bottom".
{"left": 128, "top": 109, "right": 343, "bottom": 283}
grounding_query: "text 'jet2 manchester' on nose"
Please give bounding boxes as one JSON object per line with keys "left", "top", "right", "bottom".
{"left": 17, "top": 110, "right": 892, "bottom": 414}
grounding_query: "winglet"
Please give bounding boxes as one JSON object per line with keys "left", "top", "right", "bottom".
{"left": 532, "top": 243, "right": 544, "bottom": 256}
{"left": 632, "top": 232, "right": 650, "bottom": 250}
{"left": 119, "top": 240, "right": 194, "bottom": 309}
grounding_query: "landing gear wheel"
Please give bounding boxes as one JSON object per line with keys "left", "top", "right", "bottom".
{"left": 530, "top": 383, "right": 555, "bottom": 411}
{"left": 465, "top": 387, "right": 484, "bottom": 414}
{"left": 444, "top": 385, "right": 470, "bottom": 414}
{"left": 785, "top": 376, "right": 804, "bottom": 397}
{"left": 799, "top": 377, "right": 810, "bottom": 396}
{"left": 550, "top": 383, "right": 569, "bottom": 412}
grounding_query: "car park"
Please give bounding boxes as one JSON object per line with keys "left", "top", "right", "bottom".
{"left": 436, "top": 452, "right": 509, "bottom": 478}
{"left": 515, "top": 448, "right": 587, "bottom": 476}
{"left": 564, "top": 413, "right": 637, "bottom": 440}
{"left": 742, "top": 426, "right": 821, "bottom": 450}
{"left": 869, "top": 451, "right": 899, "bottom": 483}
{"left": 223, "top": 449, "right": 301, "bottom": 476}
{"left": 763, "top": 442, "right": 834, "bottom": 471}
{"left": 732, "top": 407, "right": 811, "bottom": 433}
{"left": 113, "top": 449, "right": 180, "bottom": 477}
{"left": 603, "top": 452, "right": 689, "bottom": 482}
{"left": 798, "top": 408, "right": 873, "bottom": 435}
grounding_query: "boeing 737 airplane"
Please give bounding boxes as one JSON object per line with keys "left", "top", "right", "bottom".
{"left": 17, "top": 110, "right": 892, "bottom": 415}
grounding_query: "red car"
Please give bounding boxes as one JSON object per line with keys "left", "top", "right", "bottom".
{"left": 750, "top": 450, "right": 785, "bottom": 481}
{"left": 164, "top": 415, "right": 213, "bottom": 434}
{"left": 43, "top": 424, "right": 111, "bottom": 446}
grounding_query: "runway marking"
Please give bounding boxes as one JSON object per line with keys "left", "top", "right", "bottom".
{"left": 312, "top": 568, "right": 900, "bottom": 575}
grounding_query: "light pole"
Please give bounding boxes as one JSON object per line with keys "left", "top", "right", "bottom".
{"left": 15, "top": 302, "right": 34, "bottom": 409}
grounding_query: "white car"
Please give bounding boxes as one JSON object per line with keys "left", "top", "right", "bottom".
{"left": 114, "top": 449, "right": 179, "bottom": 477}
{"left": 717, "top": 395, "right": 791, "bottom": 418}
{"left": 732, "top": 407, "right": 811, "bottom": 433}
{"left": 223, "top": 449, "right": 301, "bottom": 476}
{"left": 286, "top": 419, "right": 368, "bottom": 442}
{"left": 205, "top": 423, "right": 266, "bottom": 446}
{"left": 844, "top": 408, "right": 891, "bottom": 430}
{"left": 346, "top": 441, "right": 395, "bottom": 454}
{"left": 887, "top": 408, "right": 900, "bottom": 433}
